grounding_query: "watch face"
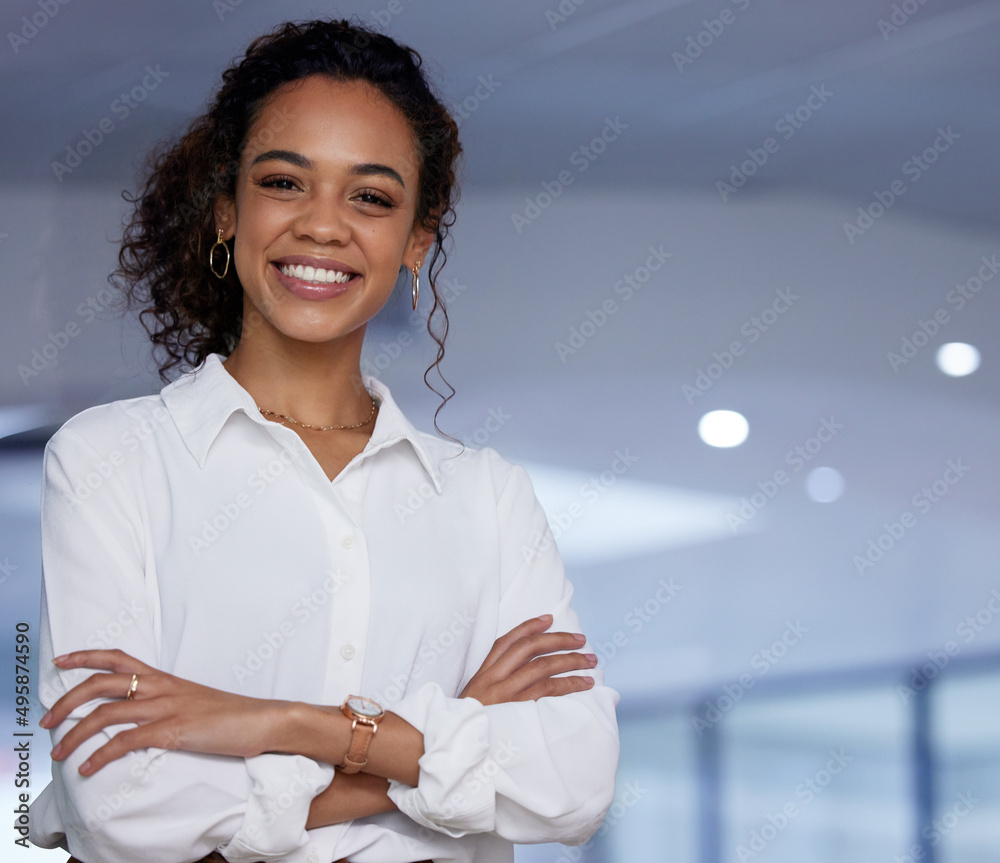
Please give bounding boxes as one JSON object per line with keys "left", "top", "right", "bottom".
{"left": 347, "top": 696, "right": 382, "bottom": 717}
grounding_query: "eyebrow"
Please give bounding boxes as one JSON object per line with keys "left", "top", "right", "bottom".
{"left": 250, "top": 150, "right": 405, "bottom": 188}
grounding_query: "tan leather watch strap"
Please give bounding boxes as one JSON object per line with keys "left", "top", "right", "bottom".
{"left": 338, "top": 695, "right": 384, "bottom": 774}
{"left": 339, "top": 714, "right": 378, "bottom": 773}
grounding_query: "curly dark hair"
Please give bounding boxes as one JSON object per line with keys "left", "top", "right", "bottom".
{"left": 111, "top": 17, "right": 462, "bottom": 423}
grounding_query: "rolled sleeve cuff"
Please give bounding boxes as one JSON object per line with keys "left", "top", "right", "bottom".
{"left": 218, "top": 754, "right": 334, "bottom": 862}
{"left": 385, "top": 682, "right": 494, "bottom": 837}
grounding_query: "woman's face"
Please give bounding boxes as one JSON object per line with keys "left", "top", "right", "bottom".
{"left": 215, "top": 75, "right": 433, "bottom": 351}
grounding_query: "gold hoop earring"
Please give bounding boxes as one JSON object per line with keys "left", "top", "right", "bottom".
{"left": 210, "top": 229, "right": 230, "bottom": 279}
{"left": 411, "top": 261, "right": 421, "bottom": 311}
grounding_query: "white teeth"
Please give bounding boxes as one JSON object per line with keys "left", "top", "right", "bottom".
{"left": 279, "top": 263, "right": 353, "bottom": 284}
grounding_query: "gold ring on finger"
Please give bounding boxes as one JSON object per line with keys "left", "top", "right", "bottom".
{"left": 126, "top": 673, "right": 140, "bottom": 701}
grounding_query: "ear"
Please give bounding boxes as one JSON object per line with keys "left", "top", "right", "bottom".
{"left": 403, "top": 210, "right": 439, "bottom": 271}
{"left": 213, "top": 193, "right": 237, "bottom": 240}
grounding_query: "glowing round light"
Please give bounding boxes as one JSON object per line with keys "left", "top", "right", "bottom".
{"left": 698, "top": 410, "right": 749, "bottom": 448}
{"left": 805, "top": 466, "right": 844, "bottom": 503}
{"left": 936, "top": 342, "right": 980, "bottom": 377}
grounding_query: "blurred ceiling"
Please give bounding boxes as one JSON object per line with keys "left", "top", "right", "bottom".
{"left": 1, "top": 0, "right": 998, "bottom": 224}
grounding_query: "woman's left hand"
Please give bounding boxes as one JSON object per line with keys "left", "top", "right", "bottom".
{"left": 41, "top": 649, "right": 291, "bottom": 776}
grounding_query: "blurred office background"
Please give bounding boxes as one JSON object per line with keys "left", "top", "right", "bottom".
{"left": 2, "top": 0, "right": 999, "bottom": 860}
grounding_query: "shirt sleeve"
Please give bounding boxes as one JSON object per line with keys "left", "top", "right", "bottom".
{"left": 385, "top": 456, "right": 620, "bottom": 844}
{"left": 30, "top": 425, "right": 335, "bottom": 863}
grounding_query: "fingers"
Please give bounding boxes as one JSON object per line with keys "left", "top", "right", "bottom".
{"left": 475, "top": 615, "right": 554, "bottom": 675}
{"left": 517, "top": 672, "right": 596, "bottom": 703}
{"left": 52, "top": 648, "right": 150, "bottom": 675}
{"left": 68, "top": 723, "right": 180, "bottom": 776}
{"left": 49, "top": 696, "right": 159, "bottom": 765}
{"left": 42, "top": 650, "right": 156, "bottom": 731}
{"left": 503, "top": 651, "right": 598, "bottom": 702}
{"left": 41, "top": 670, "right": 146, "bottom": 731}
{"left": 483, "top": 630, "right": 589, "bottom": 681}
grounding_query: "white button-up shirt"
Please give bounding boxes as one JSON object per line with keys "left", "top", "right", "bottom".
{"left": 30, "top": 353, "right": 620, "bottom": 863}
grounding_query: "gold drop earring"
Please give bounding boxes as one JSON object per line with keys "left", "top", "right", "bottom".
{"left": 411, "top": 261, "right": 421, "bottom": 310}
{"left": 209, "top": 229, "right": 230, "bottom": 279}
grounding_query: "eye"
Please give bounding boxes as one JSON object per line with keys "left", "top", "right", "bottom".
{"left": 354, "top": 188, "right": 395, "bottom": 209}
{"left": 257, "top": 175, "right": 300, "bottom": 192}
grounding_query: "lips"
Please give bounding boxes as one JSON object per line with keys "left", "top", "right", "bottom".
{"left": 271, "top": 256, "right": 360, "bottom": 300}
{"left": 272, "top": 255, "right": 360, "bottom": 286}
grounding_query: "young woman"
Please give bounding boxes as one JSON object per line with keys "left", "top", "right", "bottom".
{"left": 30, "top": 19, "right": 619, "bottom": 863}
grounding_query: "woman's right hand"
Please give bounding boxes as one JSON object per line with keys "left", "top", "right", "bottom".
{"left": 459, "top": 614, "right": 598, "bottom": 706}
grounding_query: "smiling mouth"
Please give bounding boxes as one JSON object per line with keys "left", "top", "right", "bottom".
{"left": 275, "top": 262, "right": 358, "bottom": 285}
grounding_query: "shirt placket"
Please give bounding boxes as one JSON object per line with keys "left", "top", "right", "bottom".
{"left": 318, "top": 463, "right": 371, "bottom": 704}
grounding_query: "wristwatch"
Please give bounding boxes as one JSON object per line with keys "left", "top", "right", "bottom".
{"left": 337, "top": 695, "right": 384, "bottom": 773}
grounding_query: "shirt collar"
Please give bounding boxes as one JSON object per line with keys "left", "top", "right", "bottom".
{"left": 160, "top": 352, "right": 443, "bottom": 492}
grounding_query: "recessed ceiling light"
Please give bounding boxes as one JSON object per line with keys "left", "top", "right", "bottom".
{"left": 936, "top": 342, "right": 980, "bottom": 377}
{"left": 805, "top": 466, "right": 844, "bottom": 503}
{"left": 698, "top": 410, "right": 749, "bottom": 448}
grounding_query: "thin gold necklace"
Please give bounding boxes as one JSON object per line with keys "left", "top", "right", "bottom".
{"left": 258, "top": 394, "right": 378, "bottom": 431}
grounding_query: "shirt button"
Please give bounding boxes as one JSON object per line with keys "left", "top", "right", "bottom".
{"left": 341, "top": 535, "right": 355, "bottom": 550}
{"left": 340, "top": 643, "right": 357, "bottom": 660}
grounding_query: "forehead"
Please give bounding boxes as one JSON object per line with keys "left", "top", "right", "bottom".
{"left": 243, "top": 75, "right": 420, "bottom": 178}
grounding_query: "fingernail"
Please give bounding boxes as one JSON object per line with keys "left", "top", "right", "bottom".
{"left": 52, "top": 655, "right": 69, "bottom": 666}
{"left": 51, "top": 743, "right": 63, "bottom": 759}
{"left": 574, "top": 633, "right": 587, "bottom": 643}
{"left": 39, "top": 711, "right": 52, "bottom": 728}
{"left": 79, "top": 759, "right": 91, "bottom": 775}
{"left": 585, "top": 653, "right": 598, "bottom": 665}
{"left": 537, "top": 614, "right": 553, "bottom": 623}
{"left": 582, "top": 676, "right": 595, "bottom": 686}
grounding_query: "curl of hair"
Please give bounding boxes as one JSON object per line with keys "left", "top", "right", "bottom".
{"left": 111, "top": 18, "right": 462, "bottom": 430}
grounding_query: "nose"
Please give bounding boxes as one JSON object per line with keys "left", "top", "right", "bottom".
{"left": 292, "top": 189, "right": 351, "bottom": 245}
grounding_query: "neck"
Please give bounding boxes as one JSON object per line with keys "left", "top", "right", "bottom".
{"left": 223, "top": 329, "right": 374, "bottom": 428}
